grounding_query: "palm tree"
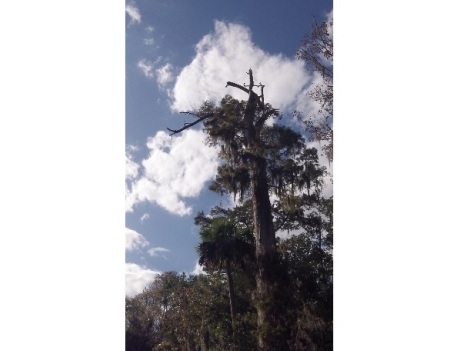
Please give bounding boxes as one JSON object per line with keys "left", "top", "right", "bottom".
{"left": 196, "top": 216, "right": 254, "bottom": 350}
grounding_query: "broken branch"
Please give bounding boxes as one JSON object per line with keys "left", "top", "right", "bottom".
{"left": 167, "top": 112, "right": 214, "bottom": 136}
{"left": 226, "top": 81, "right": 249, "bottom": 94}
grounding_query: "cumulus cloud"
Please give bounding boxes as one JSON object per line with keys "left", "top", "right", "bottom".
{"left": 126, "top": 263, "right": 160, "bottom": 297}
{"left": 126, "top": 129, "right": 219, "bottom": 216}
{"left": 125, "top": 3, "right": 141, "bottom": 26}
{"left": 126, "top": 227, "right": 149, "bottom": 251}
{"left": 170, "top": 20, "right": 318, "bottom": 116}
{"left": 156, "top": 63, "right": 174, "bottom": 88}
{"left": 148, "top": 247, "right": 170, "bottom": 257}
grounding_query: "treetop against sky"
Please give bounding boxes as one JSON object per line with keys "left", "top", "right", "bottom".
{"left": 125, "top": 0, "right": 333, "bottom": 297}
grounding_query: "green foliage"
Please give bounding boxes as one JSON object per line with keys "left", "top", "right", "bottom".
{"left": 198, "top": 220, "right": 254, "bottom": 269}
{"left": 126, "top": 271, "right": 257, "bottom": 351}
{"left": 278, "top": 196, "right": 333, "bottom": 351}
{"left": 196, "top": 211, "right": 255, "bottom": 271}
{"left": 128, "top": 90, "right": 333, "bottom": 350}
{"left": 130, "top": 22, "right": 334, "bottom": 346}
{"left": 196, "top": 213, "right": 256, "bottom": 350}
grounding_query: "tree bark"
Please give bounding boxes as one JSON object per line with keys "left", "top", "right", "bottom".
{"left": 228, "top": 69, "right": 287, "bottom": 351}
{"left": 250, "top": 155, "right": 279, "bottom": 351}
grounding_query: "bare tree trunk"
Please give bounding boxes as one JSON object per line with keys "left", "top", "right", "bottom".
{"left": 228, "top": 69, "right": 287, "bottom": 351}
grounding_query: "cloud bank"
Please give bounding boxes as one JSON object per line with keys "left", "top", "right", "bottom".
{"left": 170, "top": 20, "right": 319, "bottom": 116}
{"left": 127, "top": 19, "right": 331, "bottom": 216}
{"left": 126, "top": 129, "right": 219, "bottom": 216}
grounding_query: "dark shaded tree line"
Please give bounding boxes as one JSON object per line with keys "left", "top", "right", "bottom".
{"left": 126, "top": 16, "right": 333, "bottom": 351}
{"left": 126, "top": 200, "right": 332, "bottom": 350}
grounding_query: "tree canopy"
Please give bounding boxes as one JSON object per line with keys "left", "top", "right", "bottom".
{"left": 127, "top": 16, "right": 333, "bottom": 351}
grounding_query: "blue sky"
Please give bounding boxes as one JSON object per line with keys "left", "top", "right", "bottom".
{"left": 3, "top": 1, "right": 468, "bottom": 349}
{"left": 125, "top": 0, "right": 333, "bottom": 296}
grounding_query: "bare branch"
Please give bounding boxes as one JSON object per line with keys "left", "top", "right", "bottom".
{"left": 167, "top": 112, "right": 214, "bottom": 136}
{"left": 226, "top": 81, "right": 249, "bottom": 94}
{"left": 259, "top": 83, "right": 265, "bottom": 110}
{"left": 247, "top": 68, "right": 254, "bottom": 91}
{"left": 226, "top": 70, "right": 264, "bottom": 101}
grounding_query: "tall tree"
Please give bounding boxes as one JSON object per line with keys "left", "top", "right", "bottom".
{"left": 169, "top": 69, "right": 326, "bottom": 350}
{"left": 168, "top": 71, "right": 280, "bottom": 350}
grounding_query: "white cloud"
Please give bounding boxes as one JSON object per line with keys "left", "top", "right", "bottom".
{"left": 140, "top": 213, "right": 150, "bottom": 222}
{"left": 125, "top": 263, "right": 160, "bottom": 297}
{"left": 125, "top": 3, "right": 141, "bottom": 26}
{"left": 192, "top": 261, "right": 206, "bottom": 275}
{"left": 147, "top": 247, "right": 170, "bottom": 257}
{"left": 138, "top": 60, "right": 172, "bottom": 87}
{"left": 170, "top": 20, "right": 318, "bottom": 115}
{"left": 126, "top": 152, "right": 139, "bottom": 180}
{"left": 137, "top": 59, "right": 155, "bottom": 79}
{"left": 126, "top": 129, "right": 219, "bottom": 216}
{"left": 127, "top": 20, "right": 332, "bottom": 214}
{"left": 125, "top": 227, "right": 149, "bottom": 251}
{"left": 156, "top": 63, "right": 174, "bottom": 88}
